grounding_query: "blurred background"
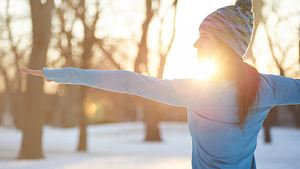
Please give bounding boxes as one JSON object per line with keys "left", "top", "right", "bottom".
{"left": 0, "top": 0, "right": 300, "bottom": 168}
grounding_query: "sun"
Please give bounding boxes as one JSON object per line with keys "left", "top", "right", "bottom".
{"left": 164, "top": 52, "right": 219, "bottom": 81}
{"left": 197, "top": 58, "right": 218, "bottom": 80}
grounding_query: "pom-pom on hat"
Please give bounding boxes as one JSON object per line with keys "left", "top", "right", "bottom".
{"left": 199, "top": 0, "right": 254, "bottom": 60}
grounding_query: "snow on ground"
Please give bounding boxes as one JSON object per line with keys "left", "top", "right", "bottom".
{"left": 0, "top": 121, "right": 300, "bottom": 169}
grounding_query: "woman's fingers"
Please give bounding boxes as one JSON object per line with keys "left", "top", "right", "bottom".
{"left": 21, "top": 67, "right": 35, "bottom": 76}
{"left": 20, "top": 67, "right": 30, "bottom": 74}
{"left": 20, "top": 67, "right": 41, "bottom": 77}
{"left": 20, "top": 67, "right": 53, "bottom": 82}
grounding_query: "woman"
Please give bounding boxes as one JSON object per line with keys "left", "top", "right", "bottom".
{"left": 21, "top": 0, "right": 300, "bottom": 168}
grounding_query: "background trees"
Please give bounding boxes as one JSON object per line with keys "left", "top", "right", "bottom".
{"left": 0, "top": 0, "right": 299, "bottom": 159}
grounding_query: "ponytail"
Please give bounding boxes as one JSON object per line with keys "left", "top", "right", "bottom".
{"left": 236, "top": 62, "right": 260, "bottom": 130}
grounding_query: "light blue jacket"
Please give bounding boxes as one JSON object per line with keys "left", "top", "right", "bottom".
{"left": 42, "top": 67, "right": 300, "bottom": 169}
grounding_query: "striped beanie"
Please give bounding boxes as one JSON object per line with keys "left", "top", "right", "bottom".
{"left": 199, "top": 0, "right": 254, "bottom": 60}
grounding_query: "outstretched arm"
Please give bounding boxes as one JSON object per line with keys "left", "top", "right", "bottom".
{"left": 23, "top": 67, "right": 203, "bottom": 108}
{"left": 266, "top": 74, "right": 300, "bottom": 106}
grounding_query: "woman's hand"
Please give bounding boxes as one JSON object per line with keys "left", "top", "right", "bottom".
{"left": 20, "top": 67, "right": 53, "bottom": 82}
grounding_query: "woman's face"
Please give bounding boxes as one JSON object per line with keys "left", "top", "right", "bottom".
{"left": 193, "top": 28, "right": 221, "bottom": 60}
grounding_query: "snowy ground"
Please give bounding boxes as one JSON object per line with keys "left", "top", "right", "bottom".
{"left": 0, "top": 122, "right": 300, "bottom": 169}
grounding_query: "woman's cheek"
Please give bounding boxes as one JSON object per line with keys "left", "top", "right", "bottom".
{"left": 200, "top": 42, "right": 214, "bottom": 56}
{"left": 198, "top": 47, "right": 211, "bottom": 58}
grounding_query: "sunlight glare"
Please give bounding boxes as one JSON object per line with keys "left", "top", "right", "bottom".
{"left": 197, "top": 58, "right": 218, "bottom": 81}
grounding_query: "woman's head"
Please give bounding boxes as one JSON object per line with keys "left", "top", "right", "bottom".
{"left": 193, "top": 28, "right": 243, "bottom": 64}
{"left": 193, "top": 28, "right": 223, "bottom": 60}
{"left": 194, "top": 0, "right": 260, "bottom": 130}
{"left": 194, "top": 0, "right": 254, "bottom": 61}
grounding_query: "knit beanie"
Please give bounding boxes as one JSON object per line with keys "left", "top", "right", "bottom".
{"left": 199, "top": 0, "right": 254, "bottom": 60}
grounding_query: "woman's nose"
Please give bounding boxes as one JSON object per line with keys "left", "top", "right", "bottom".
{"left": 193, "top": 38, "right": 200, "bottom": 48}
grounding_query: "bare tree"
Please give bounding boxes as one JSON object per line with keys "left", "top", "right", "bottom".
{"left": 0, "top": 0, "right": 31, "bottom": 129}
{"left": 51, "top": 0, "right": 125, "bottom": 151}
{"left": 250, "top": 0, "right": 300, "bottom": 143}
{"left": 132, "top": 0, "right": 178, "bottom": 141}
{"left": 18, "top": 0, "right": 54, "bottom": 159}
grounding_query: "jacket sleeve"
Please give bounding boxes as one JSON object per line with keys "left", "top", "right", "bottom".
{"left": 266, "top": 74, "right": 300, "bottom": 106}
{"left": 42, "top": 67, "right": 202, "bottom": 108}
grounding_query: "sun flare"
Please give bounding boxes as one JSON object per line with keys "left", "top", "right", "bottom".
{"left": 197, "top": 58, "right": 218, "bottom": 80}
{"left": 164, "top": 52, "right": 219, "bottom": 81}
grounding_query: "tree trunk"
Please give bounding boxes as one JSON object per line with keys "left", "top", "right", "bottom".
{"left": 77, "top": 0, "right": 94, "bottom": 150}
{"left": 133, "top": 0, "right": 162, "bottom": 142}
{"left": 263, "top": 107, "right": 277, "bottom": 143}
{"left": 77, "top": 87, "right": 88, "bottom": 151}
{"left": 18, "top": 0, "right": 53, "bottom": 159}
{"left": 144, "top": 101, "right": 161, "bottom": 141}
